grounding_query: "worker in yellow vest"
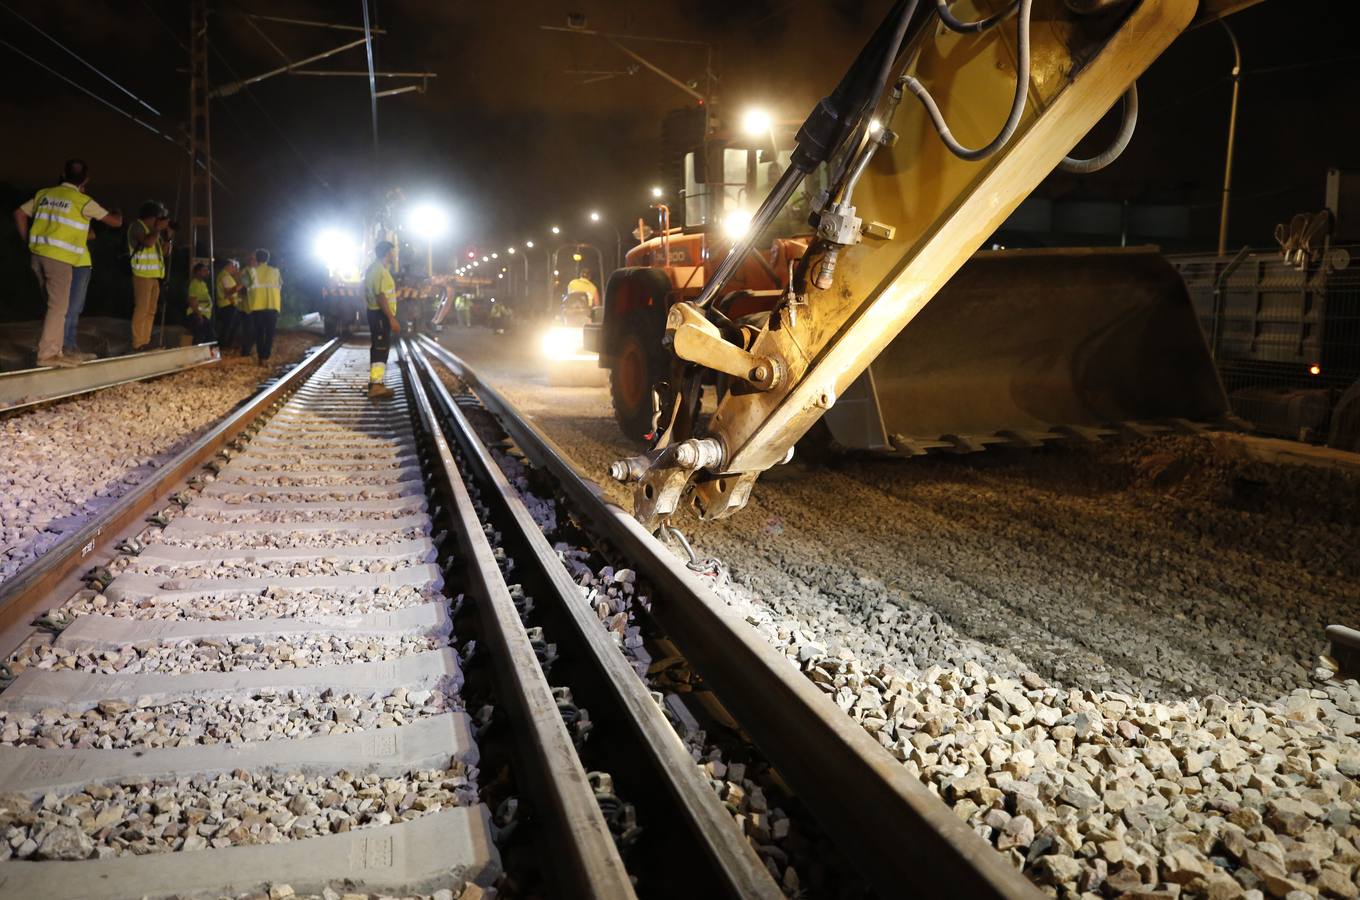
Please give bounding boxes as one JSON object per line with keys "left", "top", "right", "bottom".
{"left": 127, "top": 200, "right": 172, "bottom": 351}
{"left": 215, "top": 258, "right": 244, "bottom": 348}
{"left": 364, "top": 241, "right": 400, "bottom": 400}
{"left": 241, "top": 248, "right": 283, "bottom": 365}
{"left": 12, "top": 159, "right": 123, "bottom": 367}
{"left": 184, "top": 261, "right": 215, "bottom": 344}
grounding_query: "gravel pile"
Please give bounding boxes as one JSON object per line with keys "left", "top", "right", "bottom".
{"left": 0, "top": 334, "right": 318, "bottom": 585}
{"left": 0, "top": 765, "right": 475, "bottom": 860}
{"left": 0, "top": 687, "right": 456, "bottom": 750}
{"left": 698, "top": 560, "right": 1360, "bottom": 899}
{"left": 13, "top": 634, "right": 440, "bottom": 675}
{"left": 57, "top": 585, "right": 435, "bottom": 621}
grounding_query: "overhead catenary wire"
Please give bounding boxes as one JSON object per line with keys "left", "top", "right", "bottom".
{"left": 0, "top": 36, "right": 230, "bottom": 192}
{"left": 0, "top": 1, "right": 164, "bottom": 117}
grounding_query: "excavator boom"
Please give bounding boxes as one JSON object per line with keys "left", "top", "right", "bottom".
{"left": 618, "top": 0, "right": 1245, "bottom": 529}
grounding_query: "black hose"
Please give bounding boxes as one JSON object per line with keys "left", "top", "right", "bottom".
{"left": 935, "top": 0, "right": 1018, "bottom": 33}
{"left": 904, "top": 0, "right": 1033, "bottom": 162}
{"left": 1058, "top": 84, "right": 1138, "bottom": 174}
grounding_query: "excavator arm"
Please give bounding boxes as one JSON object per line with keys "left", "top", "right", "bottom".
{"left": 614, "top": 0, "right": 1250, "bottom": 530}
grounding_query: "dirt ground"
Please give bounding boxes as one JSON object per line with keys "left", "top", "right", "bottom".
{"left": 435, "top": 325, "right": 1360, "bottom": 705}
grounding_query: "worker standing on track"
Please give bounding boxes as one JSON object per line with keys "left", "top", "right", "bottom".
{"left": 241, "top": 248, "right": 282, "bottom": 365}
{"left": 185, "top": 262, "right": 215, "bottom": 344}
{"left": 127, "top": 201, "right": 171, "bottom": 351}
{"left": 12, "top": 158, "right": 123, "bottom": 368}
{"left": 215, "top": 258, "right": 243, "bottom": 348}
{"left": 364, "top": 240, "right": 400, "bottom": 400}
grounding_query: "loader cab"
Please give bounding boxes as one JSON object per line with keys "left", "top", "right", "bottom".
{"left": 682, "top": 141, "right": 819, "bottom": 240}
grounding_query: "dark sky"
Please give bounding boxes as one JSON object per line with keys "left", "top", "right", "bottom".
{"left": 2, "top": 0, "right": 1358, "bottom": 263}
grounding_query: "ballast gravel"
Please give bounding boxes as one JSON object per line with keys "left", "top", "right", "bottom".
{"left": 56, "top": 585, "right": 436, "bottom": 621}
{"left": 0, "top": 686, "right": 457, "bottom": 750}
{"left": 433, "top": 333, "right": 1360, "bottom": 900}
{"left": 12, "top": 634, "right": 440, "bottom": 675}
{"left": 0, "top": 333, "right": 318, "bottom": 585}
{"left": 0, "top": 765, "right": 475, "bottom": 860}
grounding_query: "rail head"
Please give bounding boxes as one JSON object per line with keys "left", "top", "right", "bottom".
{"left": 397, "top": 339, "right": 637, "bottom": 898}
{"left": 418, "top": 335, "right": 1045, "bottom": 900}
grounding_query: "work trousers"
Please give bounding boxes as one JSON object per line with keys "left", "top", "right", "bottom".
{"left": 368, "top": 309, "right": 392, "bottom": 366}
{"left": 30, "top": 255, "right": 73, "bottom": 361}
{"left": 131, "top": 277, "right": 160, "bottom": 349}
{"left": 250, "top": 309, "right": 279, "bottom": 361}
{"left": 65, "top": 266, "right": 92, "bottom": 352}
{"left": 215, "top": 305, "right": 240, "bottom": 349}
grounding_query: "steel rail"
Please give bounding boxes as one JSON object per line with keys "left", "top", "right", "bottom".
{"left": 0, "top": 344, "right": 223, "bottom": 414}
{"left": 419, "top": 336, "right": 1044, "bottom": 900}
{"left": 0, "top": 340, "right": 341, "bottom": 648}
{"left": 405, "top": 339, "right": 781, "bottom": 899}
{"left": 396, "top": 342, "right": 637, "bottom": 898}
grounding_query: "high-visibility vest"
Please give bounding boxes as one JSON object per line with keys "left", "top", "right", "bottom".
{"left": 215, "top": 270, "right": 238, "bottom": 308}
{"left": 244, "top": 264, "right": 282, "bottom": 312}
{"left": 28, "top": 185, "right": 94, "bottom": 266}
{"left": 127, "top": 220, "right": 165, "bottom": 279}
{"left": 187, "top": 278, "right": 213, "bottom": 317}
{"left": 364, "top": 260, "right": 395, "bottom": 311}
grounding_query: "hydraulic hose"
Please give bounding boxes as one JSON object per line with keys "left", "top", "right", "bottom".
{"left": 1058, "top": 84, "right": 1138, "bottom": 174}
{"left": 694, "top": 0, "right": 921, "bottom": 311}
{"left": 935, "top": 0, "right": 1019, "bottom": 33}
{"left": 904, "top": 0, "right": 1033, "bottom": 162}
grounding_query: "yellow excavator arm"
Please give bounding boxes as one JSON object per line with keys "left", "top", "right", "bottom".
{"left": 615, "top": 0, "right": 1256, "bottom": 530}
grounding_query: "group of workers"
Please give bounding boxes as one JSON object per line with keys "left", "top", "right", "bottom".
{"left": 190, "top": 250, "right": 284, "bottom": 364}
{"left": 12, "top": 157, "right": 284, "bottom": 368}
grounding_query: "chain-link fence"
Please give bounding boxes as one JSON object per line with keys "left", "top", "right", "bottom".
{"left": 1170, "top": 247, "right": 1360, "bottom": 451}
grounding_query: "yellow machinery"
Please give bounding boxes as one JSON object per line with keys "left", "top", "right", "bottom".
{"left": 611, "top": 0, "right": 1262, "bottom": 529}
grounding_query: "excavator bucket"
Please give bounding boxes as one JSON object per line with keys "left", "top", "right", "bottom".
{"left": 821, "top": 247, "right": 1231, "bottom": 454}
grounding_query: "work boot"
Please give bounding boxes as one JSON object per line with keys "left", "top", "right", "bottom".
{"left": 36, "top": 354, "right": 82, "bottom": 368}
{"left": 369, "top": 382, "right": 396, "bottom": 400}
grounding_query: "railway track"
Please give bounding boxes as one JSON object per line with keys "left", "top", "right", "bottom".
{"left": 0, "top": 338, "right": 1041, "bottom": 899}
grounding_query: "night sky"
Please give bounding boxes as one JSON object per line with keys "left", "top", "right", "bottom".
{"left": 2, "top": 0, "right": 1358, "bottom": 296}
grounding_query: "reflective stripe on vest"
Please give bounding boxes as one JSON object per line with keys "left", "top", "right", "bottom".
{"left": 28, "top": 186, "right": 93, "bottom": 266}
{"left": 128, "top": 221, "right": 165, "bottom": 279}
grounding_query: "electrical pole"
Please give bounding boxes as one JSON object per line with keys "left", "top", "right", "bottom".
{"left": 188, "top": 0, "right": 214, "bottom": 270}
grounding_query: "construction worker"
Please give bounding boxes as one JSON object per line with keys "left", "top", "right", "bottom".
{"left": 215, "top": 258, "right": 243, "bottom": 348}
{"left": 241, "top": 248, "right": 282, "bottom": 365}
{"left": 12, "top": 158, "right": 122, "bottom": 367}
{"left": 453, "top": 292, "right": 471, "bottom": 328}
{"left": 566, "top": 267, "right": 600, "bottom": 306}
{"left": 127, "top": 200, "right": 172, "bottom": 351}
{"left": 185, "top": 262, "right": 215, "bottom": 344}
{"left": 364, "top": 241, "right": 400, "bottom": 400}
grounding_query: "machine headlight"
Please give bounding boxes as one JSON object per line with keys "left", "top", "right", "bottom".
{"left": 539, "top": 325, "right": 594, "bottom": 362}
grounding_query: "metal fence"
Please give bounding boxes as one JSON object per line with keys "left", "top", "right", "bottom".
{"left": 1170, "top": 246, "right": 1360, "bottom": 451}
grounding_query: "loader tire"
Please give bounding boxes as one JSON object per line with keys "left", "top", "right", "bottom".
{"left": 610, "top": 312, "right": 666, "bottom": 445}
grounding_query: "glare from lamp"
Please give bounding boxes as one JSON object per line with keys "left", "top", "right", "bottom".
{"left": 650, "top": 186, "right": 664, "bottom": 199}
{"left": 551, "top": 226, "right": 561, "bottom": 235}
{"left": 723, "top": 208, "right": 754, "bottom": 240}
{"left": 589, "top": 211, "right": 601, "bottom": 223}
{"left": 742, "top": 107, "right": 772, "bottom": 137}
{"left": 526, "top": 240, "right": 535, "bottom": 249}
{"left": 407, "top": 202, "right": 451, "bottom": 239}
